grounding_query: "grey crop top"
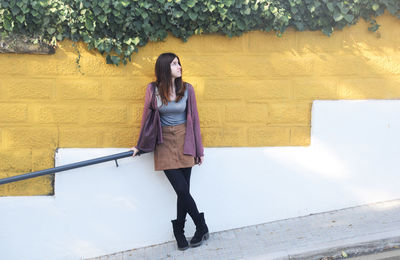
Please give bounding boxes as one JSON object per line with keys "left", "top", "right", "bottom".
{"left": 156, "top": 88, "right": 188, "bottom": 126}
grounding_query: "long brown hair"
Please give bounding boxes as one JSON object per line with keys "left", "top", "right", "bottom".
{"left": 155, "top": 53, "right": 186, "bottom": 105}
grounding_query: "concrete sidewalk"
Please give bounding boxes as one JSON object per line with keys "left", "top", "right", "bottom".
{"left": 90, "top": 199, "right": 400, "bottom": 260}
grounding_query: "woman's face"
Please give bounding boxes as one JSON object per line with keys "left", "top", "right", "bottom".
{"left": 170, "top": 57, "right": 182, "bottom": 79}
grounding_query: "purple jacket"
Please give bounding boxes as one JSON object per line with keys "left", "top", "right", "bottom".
{"left": 136, "top": 82, "right": 204, "bottom": 162}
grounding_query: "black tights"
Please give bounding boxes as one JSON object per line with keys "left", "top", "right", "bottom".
{"left": 164, "top": 167, "right": 200, "bottom": 222}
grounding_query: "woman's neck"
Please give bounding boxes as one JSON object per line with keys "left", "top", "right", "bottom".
{"left": 168, "top": 79, "right": 177, "bottom": 100}
{"left": 170, "top": 79, "right": 176, "bottom": 92}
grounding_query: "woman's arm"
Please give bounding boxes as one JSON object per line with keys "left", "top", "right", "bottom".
{"left": 188, "top": 84, "right": 204, "bottom": 162}
{"left": 131, "top": 83, "right": 154, "bottom": 157}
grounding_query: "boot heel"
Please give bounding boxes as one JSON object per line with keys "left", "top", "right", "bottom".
{"left": 190, "top": 212, "right": 209, "bottom": 247}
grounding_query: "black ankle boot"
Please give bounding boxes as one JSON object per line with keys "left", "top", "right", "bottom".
{"left": 190, "top": 212, "right": 209, "bottom": 247}
{"left": 171, "top": 219, "right": 189, "bottom": 251}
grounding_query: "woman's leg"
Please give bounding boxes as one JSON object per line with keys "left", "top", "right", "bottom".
{"left": 177, "top": 167, "right": 192, "bottom": 221}
{"left": 181, "top": 167, "right": 192, "bottom": 189}
{"left": 164, "top": 168, "right": 199, "bottom": 221}
{"left": 165, "top": 167, "right": 209, "bottom": 248}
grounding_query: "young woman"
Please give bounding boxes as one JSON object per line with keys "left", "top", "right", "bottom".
{"left": 130, "top": 53, "right": 209, "bottom": 250}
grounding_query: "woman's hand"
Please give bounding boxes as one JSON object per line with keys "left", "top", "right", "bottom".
{"left": 130, "top": 146, "right": 139, "bottom": 157}
{"left": 198, "top": 156, "right": 204, "bottom": 165}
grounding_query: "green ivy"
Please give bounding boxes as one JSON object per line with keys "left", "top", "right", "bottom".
{"left": 0, "top": 0, "right": 399, "bottom": 65}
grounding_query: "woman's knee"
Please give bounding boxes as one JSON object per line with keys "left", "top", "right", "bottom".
{"left": 176, "top": 186, "right": 190, "bottom": 197}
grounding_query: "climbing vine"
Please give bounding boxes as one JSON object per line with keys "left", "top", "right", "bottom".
{"left": 0, "top": 0, "right": 399, "bottom": 65}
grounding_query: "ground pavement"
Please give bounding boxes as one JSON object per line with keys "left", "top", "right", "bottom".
{"left": 89, "top": 199, "right": 400, "bottom": 260}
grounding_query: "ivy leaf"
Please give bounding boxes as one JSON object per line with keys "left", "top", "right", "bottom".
{"left": 186, "top": 0, "right": 198, "bottom": 8}
{"left": 51, "top": 36, "right": 57, "bottom": 46}
{"left": 339, "top": 5, "right": 350, "bottom": 14}
{"left": 242, "top": 7, "right": 251, "bottom": 15}
{"left": 295, "top": 21, "right": 305, "bottom": 31}
{"left": 16, "top": 15, "right": 25, "bottom": 23}
{"left": 115, "top": 47, "right": 122, "bottom": 55}
{"left": 140, "top": 11, "right": 148, "bottom": 19}
{"left": 30, "top": 9, "right": 39, "bottom": 17}
{"left": 96, "top": 41, "right": 104, "bottom": 52}
{"left": 16, "top": 1, "right": 25, "bottom": 8}
{"left": 208, "top": 4, "right": 216, "bottom": 12}
{"left": 368, "top": 23, "right": 380, "bottom": 32}
{"left": 180, "top": 4, "right": 188, "bottom": 12}
{"left": 372, "top": 4, "right": 379, "bottom": 11}
{"left": 121, "top": 1, "right": 130, "bottom": 8}
{"left": 344, "top": 14, "right": 354, "bottom": 23}
{"left": 39, "top": 0, "right": 48, "bottom": 7}
{"left": 132, "top": 37, "right": 140, "bottom": 45}
{"left": 103, "top": 7, "right": 112, "bottom": 14}
{"left": 113, "top": 9, "right": 121, "bottom": 18}
{"left": 174, "top": 10, "right": 184, "bottom": 18}
{"left": 11, "top": 6, "right": 20, "bottom": 15}
{"left": 47, "top": 27, "right": 56, "bottom": 34}
{"left": 98, "top": 15, "right": 107, "bottom": 23}
{"left": 85, "top": 19, "right": 95, "bottom": 31}
{"left": 124, "top": 37, "right": 140, "bottom": 45}
{"left": 326, "top": 2, "right": 334, "bottom": 12}
{"left": 236, "top": 19, "right": 245, "bottom": 30}
{"left": 20, "top": 6, "right": 30, "bottom": 14}
{"left": 3, "top": 19, "right": 13, "bottom": 31}
{"left": 1, "top": 31, "right": 8, "bottom": 38}
{"left": 93, "top": 6, "right": 102, "bottom": 16}
{"left": 333, "top": 12, "right": 344, "bottom": 22}
{"left": 195, "top": 28, "right": 203, "bottom": 34}
{"left": 188, "top": 11, "right": 198, "bottom": 21}
{"left": 104, "top": 42, "right": 112, "bottom": 52}
{"left": 224, "top": 0, "right": 234, "bottom": 7}
{"left": 106, "top": 55, "right": 120, "bottom": 65}
{"left": 125, "top": 45, "right": 136, "bottom": 55}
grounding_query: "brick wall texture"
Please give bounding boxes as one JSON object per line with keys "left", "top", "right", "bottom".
{"left": 0, "top": 14, "right": 399, "bottom": 196}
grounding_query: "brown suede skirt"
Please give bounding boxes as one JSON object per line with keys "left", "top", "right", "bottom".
{"left": 154, "top": 123, "right": 195, "bottom": 171}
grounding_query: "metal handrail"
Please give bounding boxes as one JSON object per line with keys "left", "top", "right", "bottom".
{"left": 0, "top": 150, "right": 134, "bottom": 185}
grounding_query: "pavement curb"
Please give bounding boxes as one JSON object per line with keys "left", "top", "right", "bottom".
{"left": 288, "top": 232, "right": 400, "bottom": 260}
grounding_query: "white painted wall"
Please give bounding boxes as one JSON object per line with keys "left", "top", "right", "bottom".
{"left": 1, "top": 100, "right": 400, "bottom": 260}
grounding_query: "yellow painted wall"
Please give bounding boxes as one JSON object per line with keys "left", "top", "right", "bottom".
{"left": 0, "top": 14, "right": 399, "bottom": 196}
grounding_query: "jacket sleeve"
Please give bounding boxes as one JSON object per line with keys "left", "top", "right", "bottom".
{"left": 135, "top": 83, "right": 154, "bottom": 155}
{"left": 189, "top": 84, "right": 204, "bottom": 158}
